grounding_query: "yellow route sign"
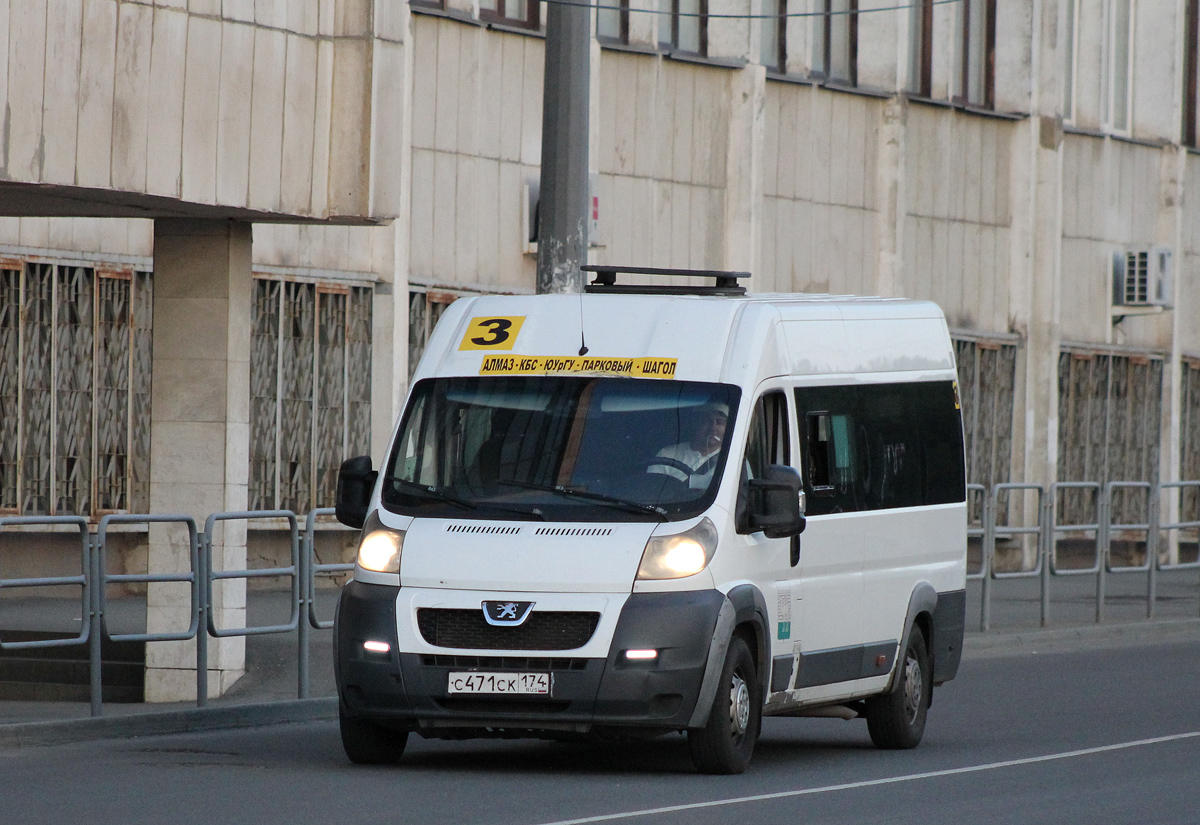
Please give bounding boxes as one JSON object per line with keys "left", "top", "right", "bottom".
{"left": 479, "top": 355, "right": 678, "bottom": 379}
{"left": 459, "top": 316, "right": 525, "bottom": 351}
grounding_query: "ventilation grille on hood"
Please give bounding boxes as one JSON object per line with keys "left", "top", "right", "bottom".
{"left": 533, "top": 527, "right": 613, "bottom": 538}
{"left": 445, "top": 524, "right": 522, "bottom": 535}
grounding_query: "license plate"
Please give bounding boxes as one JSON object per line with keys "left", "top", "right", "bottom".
{"left": 447, "top": 671, "right": 551, "bottom": 695}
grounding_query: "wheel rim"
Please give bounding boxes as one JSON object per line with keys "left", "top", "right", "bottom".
{"left": 729, "top": 671, "right": 751, "bottom": 738}
{"left": 902, "top": 651, "right": 923, "bottom": 724}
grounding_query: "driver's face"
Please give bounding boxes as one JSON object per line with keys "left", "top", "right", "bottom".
{"left": 692, "top": 410, "right": 728, "bottom": 452}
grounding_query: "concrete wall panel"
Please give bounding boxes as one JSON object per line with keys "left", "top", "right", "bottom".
{"left": 248, "top": 26, "right": 287, "bottom": 211}
{"left": 146, "top": 8, "right": 188, "bottom": 198}
{"left": 6, "top": 2, "right": 48, "bottom": 180}
{"left": 181, "top": 15, "right": 223, "bottom": 205}
{"left": 76, "top": 0, "right": 117, "bottom": 190}
{"left": 281, "top": 33, "right": 319, "bottom": 214}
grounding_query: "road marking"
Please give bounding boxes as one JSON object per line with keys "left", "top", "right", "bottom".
{"left": 534, "top": 731, "right": 1200, "bottom": 825}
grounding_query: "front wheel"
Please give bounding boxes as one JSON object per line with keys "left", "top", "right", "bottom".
{"left": 687, "top": 635, "right": 760, "bottom": 774}
{"left": 339, "top": 702, "right": 408, "bottom": 765}
{"left": 864, "top": 630, "right": 930, "bottom": 750}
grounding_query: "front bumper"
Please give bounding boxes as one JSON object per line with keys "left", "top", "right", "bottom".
{"left": 335, "top": 581, "right": 725, "bottom": 733}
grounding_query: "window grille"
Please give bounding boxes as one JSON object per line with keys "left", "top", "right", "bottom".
{"left": 0, "top": 262, "right": 152, "bottom": 516}
{"left": 249, "top": 278, "right": 373, "bottom": 514}
{"left": 1182, "top": 359, "right": 1200, "bottom": 521}
{"left": 954, "top": 338, "right": 1017, "bottom": 522}
{"left": 1057, "top": 350, "right": 1163, "bottom": 524}
{"left": 408, "top": 289, "right": 458, "bottom": 383}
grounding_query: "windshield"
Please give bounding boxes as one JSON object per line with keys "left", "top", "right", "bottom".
{"left": 381, "top": 376, "right": 741, "bottom": 522}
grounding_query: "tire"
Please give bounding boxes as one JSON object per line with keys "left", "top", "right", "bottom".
{"left": 865, "top": 629, "right": 931, "bottom": 750}
{"left": 339, "top": 702, "right": 408, "bottom": 765}
{"left": 687, "top": 635, "right": 761, "bottom": 775}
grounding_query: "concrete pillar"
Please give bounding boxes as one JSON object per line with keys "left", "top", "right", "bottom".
{"left": 145, "top": 219, "right": 251, "bottom": 702}
{"left": 724, "top": 63, "right": 766, "bottom": 275}
{"left": 1014, "top": 2, "right": 1065, "bottom": 567}
{"left": 874, "top": 95, "right": 907, "bottom": 298}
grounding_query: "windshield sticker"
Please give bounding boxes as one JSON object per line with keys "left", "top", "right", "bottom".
{"left": 479, "top": 355, "right": 678, "bottom": 379}
{"left": 459, "top": 316, "right": 526, "bottom": 351}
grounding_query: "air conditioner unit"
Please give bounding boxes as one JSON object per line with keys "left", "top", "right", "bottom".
{"left": 1112, "top": 246, "right": 1172, "bottom": 308}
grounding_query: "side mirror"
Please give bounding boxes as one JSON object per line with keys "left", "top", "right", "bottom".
{"left": 741, "top": 464, "right": 806, "bottom": 539}
{"left": 335, "top": 456, "right": 377, "bottom": 529}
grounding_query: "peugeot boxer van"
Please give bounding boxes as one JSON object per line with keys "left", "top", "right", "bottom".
{"left": 333, "top": 267, "right": 967, "bottom": 774}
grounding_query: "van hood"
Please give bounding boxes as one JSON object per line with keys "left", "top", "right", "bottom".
{"left": 399, "top": 519, "right": 658, "bottom": 593}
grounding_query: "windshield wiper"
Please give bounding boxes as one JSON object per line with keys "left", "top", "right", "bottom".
{"left": 496, "top": 480, "right": 668, "bottom": 520}
{"left": 389, "top": 478, "right": 477, "bottom": 510}
{"left": 387, "top": 477, "right": 548, "bottom": 521}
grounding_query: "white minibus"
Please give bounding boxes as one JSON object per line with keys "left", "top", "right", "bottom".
{"left": 333, "top": 267, "right": 967, "bottom": 774}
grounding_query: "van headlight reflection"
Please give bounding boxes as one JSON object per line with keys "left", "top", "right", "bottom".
{"left": 357, "top": 529, "right": 404, "bottom": 574}
{"left": 637, "top": 518, "right": 718, "bottom": 580}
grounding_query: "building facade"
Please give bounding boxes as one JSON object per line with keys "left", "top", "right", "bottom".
{"left": 1, "top": 0, "right": 1199, "bottom": 698}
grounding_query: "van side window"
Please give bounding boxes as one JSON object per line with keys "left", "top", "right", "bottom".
{"left": 805, "top": 411, "right": 858, "bottom": 511}
{"left": 796, "top": 381, "right": 965, "bottom": 516}
{"left": 745, "top": 391, "right": 790, "bottom": 479}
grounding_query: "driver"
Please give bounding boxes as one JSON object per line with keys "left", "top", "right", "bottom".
{"left": 647, "top": 402, "right": 729, "bottom": 490}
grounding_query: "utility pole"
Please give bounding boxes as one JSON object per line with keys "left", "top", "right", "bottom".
{"left": 536, "top": 0, "right": 591, "bottom": 294}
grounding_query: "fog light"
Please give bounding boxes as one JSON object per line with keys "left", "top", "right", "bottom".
{"left": 363, "top": 640, "right": 390, "bottom": 653}
{"left": 625, "top": 649, "right": 658, "bottom": 661}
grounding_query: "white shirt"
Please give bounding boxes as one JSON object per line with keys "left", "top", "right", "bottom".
{"left": 647, "top": 443, "right": 721, "bottom": 489}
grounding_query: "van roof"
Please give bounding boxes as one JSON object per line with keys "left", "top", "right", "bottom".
{"left": 416, "top": 292, "right": 956, "bottom": 389}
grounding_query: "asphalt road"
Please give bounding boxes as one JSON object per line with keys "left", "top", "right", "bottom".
{"left": 2, "top": 638, "right": 1198, "bottom": 825}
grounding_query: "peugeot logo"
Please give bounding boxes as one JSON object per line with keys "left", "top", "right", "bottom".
{"left": 482, "top": 600, "right": 535, "bottom": 626}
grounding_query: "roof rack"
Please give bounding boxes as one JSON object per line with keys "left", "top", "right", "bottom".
{"left": 581, "top": 265, "right": 750, "bottom": 296}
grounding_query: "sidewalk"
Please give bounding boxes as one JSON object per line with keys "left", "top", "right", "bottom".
{"left": 1, "top": 582, "right": 1198, "bottom": 750}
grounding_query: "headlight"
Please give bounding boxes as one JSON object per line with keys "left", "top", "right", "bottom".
{"left": 357, "top": 529, "right": 404, "bottom": 573}
{"left": 636, "top": 517, "right": 718, "bottom": 580}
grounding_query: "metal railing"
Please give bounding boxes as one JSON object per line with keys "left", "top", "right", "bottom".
{"left": 979, "top": 484, "right": 1046, "bottom": 631}
{"left": 2, "top": 483, "right": 1198, "bottom": 715}
{"left": 974, "top": 480, "right": 1200, "bottom": 631}
{"left": 0, "top": 509, "right": 353, "bottom": 716}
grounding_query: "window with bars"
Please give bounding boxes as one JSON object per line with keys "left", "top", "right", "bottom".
{"left": 760, "top": 0, "right": 786, "bottom": 73}
{"left": 958, "top": 0, "right": 996, "bottom": 108}
{"left": 813, "top": 0, "right": 857, "bottom": 85}
{"left": 1106, "top": 0, "right": 1134, "bottom": 132}
{"left": 480, "top": 0, "right": 539, "bottom": 29}
{"left": 658, "top": 0, "right": 706, "bottom": 55}
{"left": 1063, "top": 0, "right": 1078, "bottom": 121}
{"left": 0, "top": 262, "right": 152, "bottom": 516}
{"left": 1187, "top": 0, "right": 1199, "bottom": 145}
{"left": 408, "top": 289, "right": 458, "bottom": 383}
{"left": 597, "top": 0, "right": 630, "bottom": 43}
{"left": 908, "top": 0, "right": 933, "bottom": 96}
{"left": 249, "top": 279, "right": 373, "bottom": 514}
{"left": 954, "top": 339, "right": 1017, "bottom": 519}
{"left": 1057, "top": 349, "right": 1163, "bottom": 524}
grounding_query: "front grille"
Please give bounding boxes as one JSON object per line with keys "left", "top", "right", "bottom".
{"left": 420, "top": 655, "right": 590, "bottom": 670}
{"left": 416, "top": 609, "right": 600, "bottom": 651}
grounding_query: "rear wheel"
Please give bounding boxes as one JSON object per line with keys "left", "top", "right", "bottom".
{"left": 339, "top": 701, "right": 408, "bottom": 765}
{"left": 687, "top": 635, "right": 760, "bottom": 774}
{"left": 865, "top": 630, "right": 930, "bottom": 750}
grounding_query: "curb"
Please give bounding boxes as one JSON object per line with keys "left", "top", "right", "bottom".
{"left": 0, "top": 697, "right": 337, "bottom": 751}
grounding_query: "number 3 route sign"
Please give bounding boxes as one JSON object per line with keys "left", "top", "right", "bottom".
{"left": 458, "top": 316, "right": 526, "bottom": 351}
